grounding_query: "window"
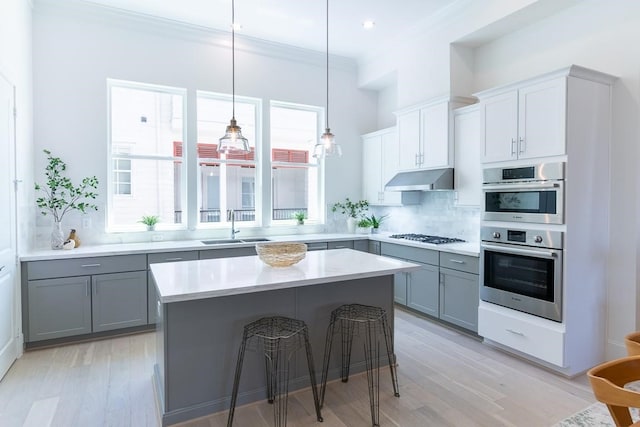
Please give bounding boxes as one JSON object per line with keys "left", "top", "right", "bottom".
{"left": 196, "top": 92, "right": 260, "bottom": 225}
{"left": 270, "top": 102, "right": 321, "bottom": 223}
{"left": 108, "top": 80, "right": 186, "bottom": 229}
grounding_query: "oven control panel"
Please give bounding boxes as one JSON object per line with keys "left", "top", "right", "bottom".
{"left": 481, "top": 226, "right": 563, "bottom": 249}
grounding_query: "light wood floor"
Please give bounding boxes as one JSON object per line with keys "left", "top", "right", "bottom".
{"left": 0, "top": 308, "right": 594, "bottom": 427}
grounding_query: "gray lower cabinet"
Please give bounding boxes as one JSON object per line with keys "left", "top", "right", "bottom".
{"left": 27, "top": 276, "right": 92, "bottom": 341}
{"left": 148, "top": 251, "right": 199, "bottom": 324}
{"left": 92, "top": 271, "right": 147, "bottom": 332}
{"left": 199, "top": 247, "right": 257, "bottom": 259}
{"left": 439, "top": 267, "right": 479, "bottom": 332}
{"left": 381, "top": 242, "right": 479, "bottom": 332}
{"left": 368, "top": 240, "right": 381, "bottom": 255}
{"left": 328, "top": 240, "right": 353, "bottom": 249}
{"left": 353, "top": 240, "right": 368, "bottom": 252}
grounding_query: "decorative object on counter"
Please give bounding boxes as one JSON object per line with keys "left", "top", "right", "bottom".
{"left": 35, "top": 149, "right": 99, "bottom": 249}
{"left": 62, "top": 239, "right": 75, "bottom": 250}
{"left": 255, "top": 242, "right": 307, "bottom": 267}
{"left": 331, "top": 198, "right": 369, "bottom": 233}
{"left": 139, "top": 215, "right": 159, "bottom": 231}
{"left": 313, "top": 0, "right": 341, "bottom": 159}
{"left": 368, "top": 214, "right": 388, "bottom": 234}
{"left": 292, "top": 211, "right": 306, "bottom": 225}
{"left": 356, "top": 218, "right": 372, "bottom": 234}
{"left": 67, "top": 229, "right": 80, "bottom": 248}
{"left": 217, "top": 0, "right": 250, "bottom": 155}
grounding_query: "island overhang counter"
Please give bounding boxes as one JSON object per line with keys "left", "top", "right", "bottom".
{"left": 150, "top": 248, "right": 419, "bottom": 426}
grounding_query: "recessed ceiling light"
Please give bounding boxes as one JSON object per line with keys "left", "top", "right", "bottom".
{"left": 362, "top": 20, "right": 375, "bottom": 30}
{"left": 231, "top": 23, "right": 242, "bottom": 31}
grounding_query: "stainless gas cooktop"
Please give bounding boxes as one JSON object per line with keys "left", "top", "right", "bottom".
{"left": 389, "top": 234, "right": 466, "bottom": 245}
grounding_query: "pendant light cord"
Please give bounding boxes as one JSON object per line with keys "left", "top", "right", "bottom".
{"left": 232, "top": 0, "right": 236, "bottom": 120}
{"left": 325, "top": 0, "right": 329, "bottom": 130}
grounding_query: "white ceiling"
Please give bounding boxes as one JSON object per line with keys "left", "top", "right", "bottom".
{"left": 80, "top": 0, "right": 460, "bottom": 60}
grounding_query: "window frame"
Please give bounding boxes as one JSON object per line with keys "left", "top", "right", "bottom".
{"left": 106, "top": 79, "right": 188, "bottom": 232}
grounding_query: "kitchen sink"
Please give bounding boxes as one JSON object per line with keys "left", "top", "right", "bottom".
{"left": 201, "top": 238, "right": 271, "bottom": 245}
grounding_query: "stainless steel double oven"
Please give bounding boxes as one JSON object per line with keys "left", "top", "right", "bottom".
{"left": 480, "top": 162, "right": 565, "bottom": 322}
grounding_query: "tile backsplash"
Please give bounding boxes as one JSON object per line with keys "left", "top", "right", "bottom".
{"left": 368, "top": 191, "right": 480, "bottom": 242}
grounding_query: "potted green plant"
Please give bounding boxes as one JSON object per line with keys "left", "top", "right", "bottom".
{"left": 292, "top": 211, "right": 306, "bottom": 225}
{"left": 368, "top": 214, "right": 389, "bottom": 234}
{"left": 356, "top": 217, "right": 372, "bottom": 234}
{"left": 331, "top": 198, "right": 369, "bottom": 233}
{"left": 35, "top": 149, "right": 99, "bottom": 249}
{"left": 139, "top": 215, "right": 160, "bottom": 231}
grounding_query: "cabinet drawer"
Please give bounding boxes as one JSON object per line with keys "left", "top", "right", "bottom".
{"left": 478, "top": 304, "right": 565, "bottom": 366}
{"left": 199, "top": 247, "right": 257, "bottom": 259}
{"left": 27, "top": 254, "right": 147, "bottom": 280}
{"left": 327, "top": 240, "right": 353, "bottom": 250}
{"left": 380, "top": 243, "right": 438, "bottom": 265}
{"left": 148, "top": 251, "right": 198, "bottom": 268}
{"left": 306, "top": 242, "right": 328, "bottom": 251}
{"left": 439, "top": 253, "right": 479, "bottom": 274}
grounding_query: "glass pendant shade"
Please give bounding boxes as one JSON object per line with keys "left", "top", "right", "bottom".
{"left": 218, "top": 118, "right": 250, "bottom": 154}
{"left": 313, "top": 128, "right": 341, "bottom": 158}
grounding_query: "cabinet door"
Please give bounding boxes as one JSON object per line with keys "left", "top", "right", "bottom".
{"left": 368, "top": 240, "right": 381, "bottom": 255}
{"left": 92, "top": 271, "right": 147, "bottom": 333}
{"left": 147, "top": 251, "right": 198, "bottom": 324}
{"left": 27, "top": 276, "right": 91, "bottom": 341}
{"left": 454, "top": 107, "right": 481, "bottom": 206}
{"left": 407, "top": 263, "right": 439, "bottom": 317}
{"left": 481, "top": 91, "right": 518, "bottom": 163}
{"left": 380, "top": 130, "right": 402, "bottom": 204}
{"left": 362, "top": 135, "right": 383, "bottom": 204}
{"left": 353, "top": 240, "right": 369, "bottom": 252}
{"left": 397, "top": 110, "right": 421, "bottom": 170}
{"left": 518, "top": 77, "right": 566, "bottom": 160}
{"left": 394, "top": 272, "right": 407, "bottom": 305}
{"left": 421, "top": 102, "right": 450, "bottom": 168}
{"left": 439, "top": 268, "right": 479, "bottom": 332}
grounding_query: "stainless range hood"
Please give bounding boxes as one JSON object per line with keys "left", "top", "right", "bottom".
{"left": 384, "top": 168, "right": 453, "bottom": 191}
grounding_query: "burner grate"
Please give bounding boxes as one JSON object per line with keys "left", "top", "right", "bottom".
{"left": 389, "top": 234, "right": 466, "bottom": 245}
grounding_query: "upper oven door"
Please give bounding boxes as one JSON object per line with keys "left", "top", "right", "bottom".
{"left": 482, "top": 181, "right": 564, "bottom": 224}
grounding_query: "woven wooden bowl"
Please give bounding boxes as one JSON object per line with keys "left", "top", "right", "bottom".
{"left": 255, "top": 242, "right": 307, "bottom": 267}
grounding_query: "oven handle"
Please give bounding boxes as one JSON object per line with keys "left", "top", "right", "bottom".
{"left": 482, "top": 182, "right": 560, "bottom": 191}
{"left": 481, "top": 243, "right": 558, "bottom": 259}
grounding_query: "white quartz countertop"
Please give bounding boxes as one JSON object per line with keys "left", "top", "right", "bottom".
{"left": 150, "top": 248, "right": 420, "bottom": 303}
{"left": 20, "top": 232, "right": 479, "bottom": 262}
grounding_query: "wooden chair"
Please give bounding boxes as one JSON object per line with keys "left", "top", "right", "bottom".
{"left": 588, "top": 355, "right": 640, "bottom": 426}
{"left": 625, "top": 332, "right": 640, "bottom": 356}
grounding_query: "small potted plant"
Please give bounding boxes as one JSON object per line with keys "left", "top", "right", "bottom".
{"left": 139, "top": 215, "right": 159, "bottom": 231}
{"left": 368, "top": 214, "right": 389, "bottom": 234}
{"left": 356, "top": 217, "right": 372, "bottom": 234}
{"left": 292, "top": 211, "right": 306, "bottom": 225}
{"left": 331, "top": 198, "right": 369, "bottom": 233}
{"left": 35, "top": 149, "right": 99, "bottom": 249}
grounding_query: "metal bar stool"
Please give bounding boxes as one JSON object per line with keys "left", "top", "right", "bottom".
{"left": 319, "top": 304, "right": 399, "bottom": 427}
{"left": 227, "top": 316, "right": 323, "bottom": 427}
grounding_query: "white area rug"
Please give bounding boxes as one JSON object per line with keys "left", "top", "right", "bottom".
{"left": 552, "top": 402, "right": 616, "bottom": 427}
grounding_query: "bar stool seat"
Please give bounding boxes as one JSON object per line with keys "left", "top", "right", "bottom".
{"left": 319, "top": 304, "right": 399, "bottom": 427}
{"left": 227, "top": 316, "right": 323, "bottom": 427}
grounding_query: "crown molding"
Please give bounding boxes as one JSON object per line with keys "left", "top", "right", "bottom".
{"left": 33, "top": 0, "right": 357, "bottom": 72}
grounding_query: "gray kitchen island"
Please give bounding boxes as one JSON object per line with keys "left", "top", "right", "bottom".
{"left": 150, "top": 248, "right": 419, "bottom": 426}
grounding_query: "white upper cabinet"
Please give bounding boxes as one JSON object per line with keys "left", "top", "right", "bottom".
{"left": 453, "top": 105, "right": 481, "bottom": 206}
{"left": 362, "top": 127, "right": 402, "bottom": 206}
{"left": 396, "top": 97, "right": 474, "bottom": 171}
{"left": 479, "top": 75, "right": 567, "bottom": 163}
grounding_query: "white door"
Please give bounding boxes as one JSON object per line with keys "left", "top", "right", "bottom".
{"left": 0, "top": 73, "right": 18, "bottom": 380}
{"left": 481, "top": 90, "right": 518, "bottom": 163}
{"left": 420, "top": 101, "right": 450, "bottom": 168}
{"left": 362, "top": 134, "right": 382, "bottom": 204}
{"left": 397, "top": 109, "right": 421, "bottom": 170}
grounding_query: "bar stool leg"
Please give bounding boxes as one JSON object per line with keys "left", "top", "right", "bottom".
{"left": 227, "top": 330, "right": 248, "bottom": 427}
{"left": 381, "top": 314, "right": 400, "bottom": 398}
{"left": 340, "top": 318, "right": 356, "bottom": 382}
{"left": 265, "top": 345, "right": 278, "bottom": 404}
{"left": 363, "top": 323, "right": 381, "bottom": 427}
{"left": 272, "top": 345, "right": 289, "bottom": 427}
{"left": 303, "top": 328, "right": 324, "bottom": 422}
{"left": 320, "top": 313, "right": 337, "bottom": 408}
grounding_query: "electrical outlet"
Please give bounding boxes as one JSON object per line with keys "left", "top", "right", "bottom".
{"left": 82, "top": 217, "right": 91, "bottom": 229}
{"left": 151, "top": 234, "right": 163, "bottom": 242}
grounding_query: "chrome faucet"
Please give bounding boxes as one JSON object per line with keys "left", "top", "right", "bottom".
{"left": 228, "top": 209, "right": 240, "bottom": 239}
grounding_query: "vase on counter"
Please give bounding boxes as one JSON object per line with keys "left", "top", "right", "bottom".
{"left": 346, "top": 217, "right": 357, "bottom": 233}
{"left": 51, "top": 221, "right": 64, "bottom": 250}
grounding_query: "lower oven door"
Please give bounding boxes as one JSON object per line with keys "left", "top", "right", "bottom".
{"left": 480, "top": 242, "right": 563, "bottom": 322}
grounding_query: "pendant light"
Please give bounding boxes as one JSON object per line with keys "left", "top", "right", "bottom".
{"left": 313, "top": 0, "right": 342, "bottom": 159}
{"left": 218, "top": 0, "right": 250, "bottom": 154}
